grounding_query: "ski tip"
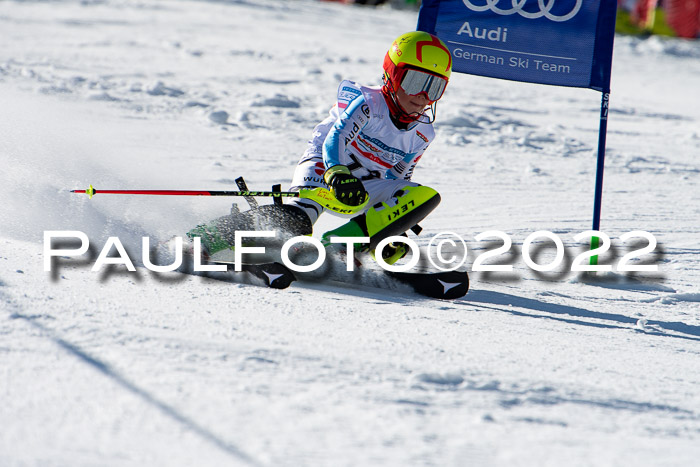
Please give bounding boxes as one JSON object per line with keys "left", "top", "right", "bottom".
{"left": 388, "top": 270, "right": 469, "bottom": 300}
{"left": 215, "top": 261, "right": 297, "bottom": 290}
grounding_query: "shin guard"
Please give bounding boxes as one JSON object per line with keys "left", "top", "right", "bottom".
{"left": 322, "top": 185, "right": 441, "bottom": 250}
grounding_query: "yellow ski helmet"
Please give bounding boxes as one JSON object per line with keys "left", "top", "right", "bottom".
{"left": 382, "top": 31, "right": 452, "bottom": 123}
{"left": 384, "top": 31, "right": 452, "bottom": 80}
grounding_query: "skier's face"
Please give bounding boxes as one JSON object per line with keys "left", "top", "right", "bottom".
{"left": 395, "top": 86, "right": 430, "bottom": 116}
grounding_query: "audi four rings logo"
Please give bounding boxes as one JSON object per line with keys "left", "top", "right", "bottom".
{"left": 462, "top": 0, "right": 583, "bottom": 22}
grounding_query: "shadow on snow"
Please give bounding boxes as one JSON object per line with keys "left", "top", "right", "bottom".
{"left": 464, "top": 289, "right": 700, "bottom": 342}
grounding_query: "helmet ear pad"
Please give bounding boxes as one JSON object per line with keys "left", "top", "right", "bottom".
{"left": 382, "top": 54, "right": 402, "bottom": 92}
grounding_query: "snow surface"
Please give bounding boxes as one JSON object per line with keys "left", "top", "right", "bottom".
{"left": 1, "top": 0, "right": 700, "bottom": 466}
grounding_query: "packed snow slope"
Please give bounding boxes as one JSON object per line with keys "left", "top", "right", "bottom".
{"left": 1, "top": 1, "right": 699, "bottom": 466}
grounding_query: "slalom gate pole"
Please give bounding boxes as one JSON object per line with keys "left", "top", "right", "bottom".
{"left": 590, "top": 91, "right": 610, "bottom": 266}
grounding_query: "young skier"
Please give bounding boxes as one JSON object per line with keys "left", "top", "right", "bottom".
{"left": 189, "top": 31, "right": 452, "bottom": 265}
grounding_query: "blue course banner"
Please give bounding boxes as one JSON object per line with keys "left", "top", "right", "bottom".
{"left": 417, "top": 0, "right": 617, "bottom": 92}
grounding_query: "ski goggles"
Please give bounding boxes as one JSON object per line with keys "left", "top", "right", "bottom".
{"left": 399, "top": 68, "right": 448, "bottom": 102}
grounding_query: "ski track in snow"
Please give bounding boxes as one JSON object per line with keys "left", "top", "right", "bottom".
{"left": 1, "top": 0, "right": 700, "bottom": 466}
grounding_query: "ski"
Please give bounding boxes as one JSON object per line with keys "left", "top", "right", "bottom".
{"left": 386, "top": 269, "right": 469, "bottom": 300}
{"left": 213, "top": 258, "right": 468, "bottom": 299}
{"left": 213, "top": 260, "right": 297, "bottom": 289}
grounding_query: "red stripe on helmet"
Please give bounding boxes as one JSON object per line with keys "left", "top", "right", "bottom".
{"left": 415, "top": 35, "right": 451, "bottom": 72}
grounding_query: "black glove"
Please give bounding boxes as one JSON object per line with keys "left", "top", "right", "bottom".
{"left": 323, "top": 165, "right": 368, "bottom": 206}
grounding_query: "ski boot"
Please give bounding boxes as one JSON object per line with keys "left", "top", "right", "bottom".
{"left": 370, "top": 237, "right": 410, "bottom": 266}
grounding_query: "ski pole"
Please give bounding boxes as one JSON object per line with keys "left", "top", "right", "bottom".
{"left": 70, "top": 184, "right": 368, "bottom": 215}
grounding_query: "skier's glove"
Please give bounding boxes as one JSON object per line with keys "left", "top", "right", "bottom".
{"left": 323, "top": 165, "right": 368, "bottom": 206}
